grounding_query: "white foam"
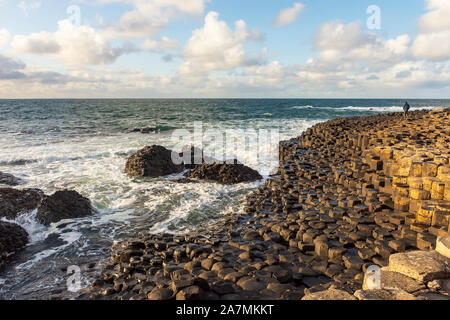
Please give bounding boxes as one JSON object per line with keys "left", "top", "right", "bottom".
{"left": 338, "top": 105, "right": 443, "bottom": 112}
{"left": 0, "top": 117, "right": 322, "bottom": 270}
{"left": 1, "top": 209, "right": 46, "bottom": 244}
{"left": 1, "top": 211, "right": 86, "bottom": 270}
{"left": 147, "top": 179, "right": 263, "bottom": 234}
{"left": 290, "top": 105, "right": 444, "bottom": 112}
{"left": 16, "top": 229, "right": 82, "bottom": 270}
{"left": 92, "top": 209, "right": 134, "bottom": 226}
{"left": 291, "top": 105, "right": 313, "bottom": 109}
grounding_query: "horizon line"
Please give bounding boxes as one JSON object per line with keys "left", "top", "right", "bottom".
{"left": 1, "top": 97, "right": 450, "bottom": 100}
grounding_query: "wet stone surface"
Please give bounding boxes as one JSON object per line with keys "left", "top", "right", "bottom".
{"left": 81, "top": 109, "right": 450, "bottom": 300}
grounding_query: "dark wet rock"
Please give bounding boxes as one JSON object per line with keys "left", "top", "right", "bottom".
{"left": 0, "top": 159, "right": 37, "bottom": 166}
{"left": 171, "top": 268, "right": 190, "bottom": 280}
{"left": 171, "top": 278, "right": 194, "bottom": 292}
{"left": 0, "top": 172, "right": 21, "bottom": 186}
{"left": 237, "top": 277, "right": 266, "bottom": 292}
{"left": 36, "top": 190, "right": 94, "bottom": 226}
{"left": 85, "top": 109, "right": 450, "bottom": 301}
{"left": 210, "top": 280, "right": 235, "bottom": 295}
{"left": 200, "top": 258, "right": 214, "bottom": 271}
{"left": 198, "top": 271, "right": 217, "bottom": 281}
{"left": 0, "top": 187, "right": 44, "bottom": 219}
{"left": 203, "top": 291, "right": 220, "bottom": 300}
{"left": 176, "top": 285, "right": 204, "bottom": 300}
{"left": 147, "top": 287, "right": 174, "bottom": 300}
{"left": 302, "top": 288, "right": 357, "bottom": 300}
{"left": 188, "top": 163, "right": 262, "bottom": 184}
{"left": 173, "top": 178, "right": 198, "bottom": 184}
{"left": 125, "top": 145, "right": 184, "bottom": 177}
{"left": 188, "top": 162, "right": 262, "bottom": 185}
{"left": 193, "top": 277, "right": 210, "bottom": 291}
{"left": 140, "top": 127, "right": 156, "bottom": 134}
{"left": 130, "top": 127, "right": 157, "bottom": 134}
{"left": 0, "top": 221, "right": 28, "bottom": 267}
{"left": 43, "top": 233, "right": 67, "bottom": 247}
{"left": 129, "top": 127, "right": 175, "bottom": 134}
{"left": 354, "top": 288, "right": 421, "bottom": 300}
{"left": 179, "top": 146, "right": 218, "bottom": 169}
{"left": 223, "top": 272, "right": 245, "bottom": 282}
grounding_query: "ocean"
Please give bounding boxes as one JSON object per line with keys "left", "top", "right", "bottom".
{"left": 0, "top": 98, "right": 448, "bottom": 299}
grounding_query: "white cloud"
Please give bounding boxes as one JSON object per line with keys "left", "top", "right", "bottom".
{"left": 98, "top": 0, "right": 209, "bottom": 16}
{"left": 101, "top": 7, "right": 168, "bottom": 39}
{"left": 370, "top": 60, "right": 450, "bottom": 90}
{"left": 100, "top": 0, "right": 209, "bottom": 39}
{"left": 412, "top": 31, "right": 450, "bottom": 61}
{"left": 418, "top": 0, "right": 450, "bottom": 32}
{"left": 3, "top": 0, "right": 450, "bottom": 98}
{"left": 0, "top": 28, "right": 11, "bottom": 47}
{"left": 9, "top": 0, "right": 211, "bottom": 67}
{"left": 0, "top": 54, "right": 26, "bottom": 79}
{"left": 18, "top": 1, "right": 42, "bottom": 12}
{"left": 412, "top": 0, "right": 450, "bottom": 61}
{"left": 141, "top": 36, "right": 178, "bottom": 51}
{"left": 287, "top": 19, "right": 450, "bottom": 96}
{"left": 314, "top": 21, "right": 373, "bottom": 51}
{"left": 12, "top": 20, "right": 134, "bottom": 65}
{"left": 179, "top": 11, "right": 263, "bottom": 75}
{"left": 385, "top": 34, "right": 411, "bottom": 56}
{"left": 0, "top": 57, "right": 186, "bottom": 98}
{"left": 1, "top": 55, "right": 450, "bottom": 98}
{"left": 244, "top": 61, "right": 284, "bottom": 77}
{"left": 274, "top": 2, "right": 304, "bottom": 28}
{"left": 12, "top": 31, "right": 60, "bottom": 54}
{"left": 153, "top": 0, "right": 209, "bottom": 15}
{"left": 309, "top": 21, "right": 412, "bottom": 74}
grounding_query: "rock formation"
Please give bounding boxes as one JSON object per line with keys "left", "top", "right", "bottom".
{"left": 0, "top": 172, "right": 21, "bottom": 186}
{"left": 125, "top": 145, "right": 184, "bottom": 178}
{"left": 0, "top": 188, "right": 43, "bottom": 220}
{"left": 188, "top": 162, "right": 263, "bottom": 184}
{"left": 81, "top": 108, "right": 450, "bottom": 301}
{"left": 179, "top": 146, "right": 217, "bottom": 169}
{"left": 0, "top": 221, "right": 28, "bottom": 268}
{"left": 36, "top": 190, "right": 94, "bottom": 226}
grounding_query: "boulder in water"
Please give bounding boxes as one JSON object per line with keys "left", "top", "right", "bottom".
{"left": 125, "top": 145, "right": 184, "bottom": 177}
{"left": 0, "top": 172, "right": 21, "bottom": 186}
{"left": 173, "top": 178, "right": 198, "bottom": 184}
{"left": 0, "top": 187, "right": 44, "bottom": 219}
{"left": 179, "top": 146, "right": 218, "bottom": 169}
{"left": 0, "top": 221, "right": 28, "bottom": 267}
{"left": 130, "top": 127, "right": 157, "bottom": 134}
{"left": 36, "top": 190, "right": 94, "bottom": 226}
{"left": 187, "top": 162, "right": 262, "bottom": 185}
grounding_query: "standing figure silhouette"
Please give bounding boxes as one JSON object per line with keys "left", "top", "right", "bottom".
{"left": 403, "top": 101, "right": 410, "bottom": 116}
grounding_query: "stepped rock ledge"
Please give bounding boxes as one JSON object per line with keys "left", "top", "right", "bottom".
{"left": 80, "top": 108, "right": 450, "bottom": 301}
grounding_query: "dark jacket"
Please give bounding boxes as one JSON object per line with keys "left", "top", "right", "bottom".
{"left": 403, "top": 102, "right": 410, "bottom": 113}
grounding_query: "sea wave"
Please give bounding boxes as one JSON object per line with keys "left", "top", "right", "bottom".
{"left": 338, "top": 105, "right": 443, "bottom": 112}
{"left": 291, "top": 105, "right": 313, "bottom": 110}
{"left": 291, "top": 105, "right": 444, "bottom": 112}
{"left": 0, "top": 159, "right": 38, "bottom": 166}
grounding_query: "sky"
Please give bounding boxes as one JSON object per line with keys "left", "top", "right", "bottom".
{"left": 0, "top": 0, "right": 449, "bottom": 98}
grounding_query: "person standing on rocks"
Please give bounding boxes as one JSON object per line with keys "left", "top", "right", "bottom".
{"left": 403, "top": 101, "right": 410, "bottom": 116}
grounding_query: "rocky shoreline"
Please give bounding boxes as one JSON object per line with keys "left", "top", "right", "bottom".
{"left": 0, "top": 188, "right": 95, "bottom": 268}
{"left": 1, "top": 108, "right": 449, "bottom": 300}
{"left": 76, "top": 108, "right": 450, "bottom": 301}
{"left": 0, "top": 145, "right": 262, "bottom": 275}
